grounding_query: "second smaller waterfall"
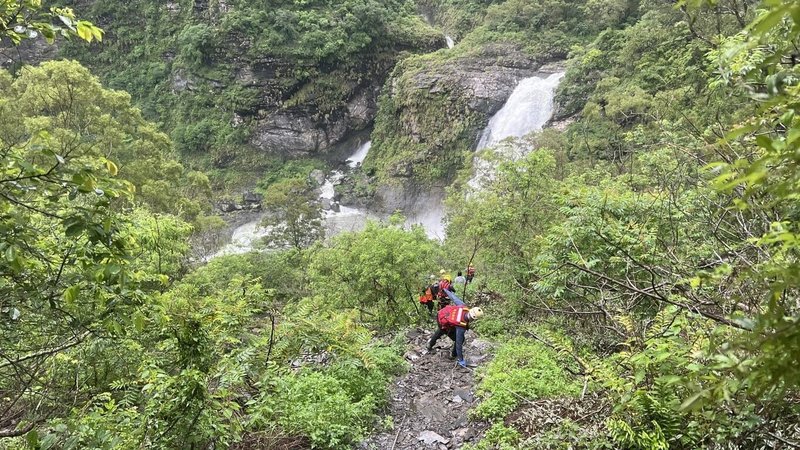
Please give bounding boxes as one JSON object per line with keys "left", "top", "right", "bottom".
{"left": 346, "top": 141, "right": 371, "bottom": 168}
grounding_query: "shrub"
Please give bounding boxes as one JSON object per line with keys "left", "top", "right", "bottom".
{"left": 472, "top": 337, "right": 581, "bottom": 420}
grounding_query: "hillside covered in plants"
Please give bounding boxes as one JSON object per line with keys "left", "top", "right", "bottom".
{"left": 1, "top": 0, "right": 800, "bottom": 449}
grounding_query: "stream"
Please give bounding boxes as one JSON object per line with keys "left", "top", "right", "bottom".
{"left": 211, "top": 71, "right": 564, "bottom": 259}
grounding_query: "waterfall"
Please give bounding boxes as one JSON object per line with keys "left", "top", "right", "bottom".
{"left": 208, "top": 72, "right": 565, "bottom": 258}
{"left": 346, "top": 141, "right": 371, "bottom": 168}
{"left": 469, "top": 72, "right": 564, "bottom": 191}
{"left": 476, "top": 72, "right": 564, "bottom": 150}
{"left": 445, "top": 36, "right": 454, "bottom": 49}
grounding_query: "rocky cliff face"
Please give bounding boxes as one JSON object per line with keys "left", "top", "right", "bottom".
{"left": 248, "top": 83, "right": 381, "bottom": 158}
{"left": 6, "top": 0, "right": 445, "bottom": 175}
{"left": 364, "top": 43, "right": 542, "bottom": 185}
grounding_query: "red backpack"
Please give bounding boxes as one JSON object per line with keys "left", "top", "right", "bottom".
{"left": 438, "top": 305, "right": 470, "bottom": 330}
{"left": 419, "top": 286, "right": 434, "bottom": 304}
{"left": 438, "top": 279, "right": 451, "bottom": 297}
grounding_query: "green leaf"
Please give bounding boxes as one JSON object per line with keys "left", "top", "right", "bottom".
{"left": 105, "top": 160, "right": 118, "bottom": 176}
{"left": 64, "top": 285, "right": 80, "bottom": 306}
{"left": 679, "top": 391, "right": 706, "bottom": 412}
{"left": 751, "top": 8, "right": 788, "bottom": 37}
{"left": 133, "top": 312, "right": 146, "bottom": 331}
{"left": 25, "top": 429, "right": 39, "bottom": 448}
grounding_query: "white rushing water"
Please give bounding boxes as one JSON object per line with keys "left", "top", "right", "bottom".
{"left": 469, "top": 71, "right": 564, "bottom": 191}
{"left": 445, "top": 36, "right": 455, "bottom": 49}
{"left": 476, "top": 72, "right": 564, "bottom": 150}
{"left": 346, "top": 141, "right": 371, "bottom": 168}
{"left": 210, "top": 142, "right": 374, "bottom": 259}
{"left": 210, "top": 219, "right": 271, "bottom": 259}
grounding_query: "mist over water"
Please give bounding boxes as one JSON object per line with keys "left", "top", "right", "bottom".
{"left": 210, "top": 71, "right": 563, "bottom": 258}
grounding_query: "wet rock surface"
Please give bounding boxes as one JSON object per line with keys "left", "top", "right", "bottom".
{"left": 360, "top": 328, "right": 491, "bottom": 450}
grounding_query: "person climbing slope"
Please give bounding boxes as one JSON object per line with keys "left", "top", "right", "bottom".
{"left": 427, "top": 289, "right": 483, "bottom": 368}
{"left": 419, "top": 274, "right": 437, "bottom": 314}
{"left": 466, "top": 264, "right": 476, "bottom": 284}
{"left": 437, "top": 273, "right": 453, "bottom": 310}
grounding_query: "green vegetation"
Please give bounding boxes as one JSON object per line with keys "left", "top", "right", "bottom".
{"left": 365, "top": 0, "right": 635, "bottom": 183}
{"left": 55, "top": 0, "right": 443, "bottom": 189}
{"left": 442, "top": 0, "right": 800, "bottom": 447}
{"left": 260, "top": 177, "right": 324, "bottom": 250}
{"left": 4, "top": 0, "right": 800, "bottom": 448}
{"left": 471, "top": 337, "right": 581, "bottom": 421}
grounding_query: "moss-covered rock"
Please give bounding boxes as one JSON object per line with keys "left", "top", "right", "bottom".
{"left": 365, "top": 42, "right": 542, "bottom": 185}
{"left": 45, "top": 0, "right": 446, "bottom": 182}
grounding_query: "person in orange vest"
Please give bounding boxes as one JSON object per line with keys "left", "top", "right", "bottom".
{"left": 437, "top": 273, "right": 453, "bottom": 310}
{"left": 419, "top": 274, "right": 437, "bottom": 314}
{"left": 427, "top": 291, "right": 484, "bottom": 368}
{"left": 466, "top": 264, "right": 476, "bottom": 284}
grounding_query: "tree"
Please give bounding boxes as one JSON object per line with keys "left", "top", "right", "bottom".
{"left": 261, "top": 177, "right": 324, "bottom": 250}
{"left": 308, "top": 217, "right": 439, "bottom": 326}
{"left": 0, "top": 0, "right": 102, "bottom": 46}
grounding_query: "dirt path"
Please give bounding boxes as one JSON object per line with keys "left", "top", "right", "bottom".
{"left": 360, "top": 328, "right": 492, "bottom": 450}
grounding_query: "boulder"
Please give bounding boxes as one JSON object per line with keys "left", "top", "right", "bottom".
{"left": 309, "top": 170, "right": 326, "bottom": 186}
{"left": 242, "top": 191, "right": 262, "bottom": 204}
{"left": 217, "top": 201, "right": 238, "bottom": 213}
{"left": 418, "top": 431, "right": 449, "bottom": 445}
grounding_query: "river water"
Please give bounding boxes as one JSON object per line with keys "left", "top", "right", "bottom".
{"left": 211, "top": 71, "right": 563, "bottom": 259}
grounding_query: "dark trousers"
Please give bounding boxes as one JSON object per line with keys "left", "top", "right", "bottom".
{"left": 428, "top": 326, "right": 466, "bottom": 359}
{"left": 423, "top": 301, "right": 434, "bottom": 314}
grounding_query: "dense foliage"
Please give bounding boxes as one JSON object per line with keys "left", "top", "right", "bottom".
{"left": 4, "top": 0, "right": 800, "bottom": 448}
{"left": 443, "top": 0, "right": 800, "bottom": 447}
{"left": 54, "top": 0, "right": 442, "bottom": 189}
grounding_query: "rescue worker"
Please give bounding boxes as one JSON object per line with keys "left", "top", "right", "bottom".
{"left": 427, "top": 289, "right": 484, "bottom": 368}
{"left": 437, "top": 274, "right": 453, "bottom": 310}
{"left": 466, "top": 264, "right": 476, "bottom": 284}
{"left": 419, "top": 274, "right": 437, "bottom": 314}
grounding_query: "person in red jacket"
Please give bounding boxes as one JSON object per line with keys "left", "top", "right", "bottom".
{"left": 437, "top": 274, "right": 453, "bottom": 310}
{"left": 427, "top": 291, "right": 484, "bottom": 367}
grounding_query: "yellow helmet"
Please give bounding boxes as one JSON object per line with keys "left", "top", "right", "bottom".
{"left": 444, "top": 275, "right": 452, "bottom": 282}
{"left": 469, "top": 307, "right": 484, "bottom": 320}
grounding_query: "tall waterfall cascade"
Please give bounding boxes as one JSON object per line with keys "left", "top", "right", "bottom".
{"left": 469, "top": 71, "right": 564, "bottom": 191}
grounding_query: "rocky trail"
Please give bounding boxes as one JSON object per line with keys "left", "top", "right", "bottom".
{"left": 360, "top": 328, "right": 493, "bottom": 450}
